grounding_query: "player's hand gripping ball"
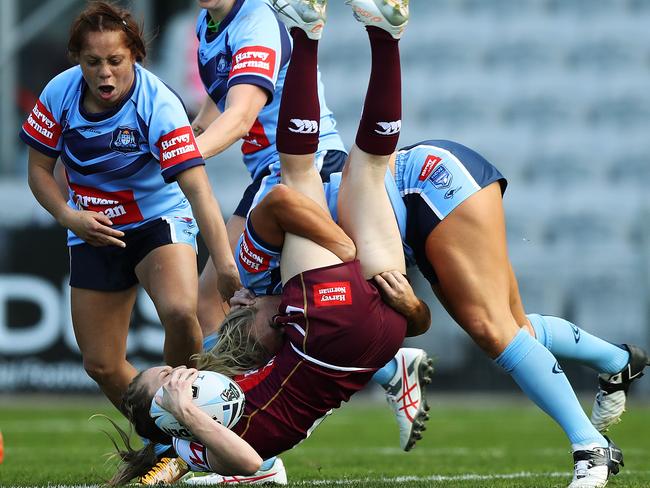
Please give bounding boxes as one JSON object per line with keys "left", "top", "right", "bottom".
{"left": 150, "top": 371, "right": 245, "bottom": 441}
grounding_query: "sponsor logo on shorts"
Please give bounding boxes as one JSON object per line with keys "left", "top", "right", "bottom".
{"left": 238, "top": 231, "right": 272, "bottom": 273}
{"left": 22, "top": 100, "right": 62, "bottom": 148}
{"left": 289, "top": 119, "right": 318, "bottom": 134}
{"left": 229, "top": 46, "right": 276, "bottom": 80}
{"left": 444, "top": 186, "right": 462, "bottom": 199}
{"left": 110, "top": 127, "right": 140, "bottom": 153}
{"left": 375, "top": 120, "right": 401, "bottom": 136}
{"left": 69, "top": 183, "right": 143, "bottom": 224}
{"left": 188, "top": 442, "right": 208, "bottom": 469}
{"left": 156, "top": 126, "right": 202, "bottom": 169}
{"left": 552, "top": 361, "right": 564, "bottom": 374}
{"left": 418, "top": 155, "right": 442, "bottom": 181}
{"left": 313, "top": 281, "right": 352, "bottom": 307}
{"left": 429, "top": 164, "right": 453, "bottom": 189}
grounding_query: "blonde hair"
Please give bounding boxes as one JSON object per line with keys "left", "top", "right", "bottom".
{"left": 100, "top": 370, "right": 170, "bottom": 485}
{"left": 194, "top": 306, "right": 271, "bottom": 377}
{"left": 104, "top": 307, "right": 270, "bottom": 484}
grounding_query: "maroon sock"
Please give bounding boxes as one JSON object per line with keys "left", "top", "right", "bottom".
{"left": 276, "top": 28, "right": 320, "bottom": 155}
{"left": 355, "top": 27, "right": 402, "bottom": 156}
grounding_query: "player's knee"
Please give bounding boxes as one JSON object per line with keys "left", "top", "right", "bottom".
{"left": 159, "top": 303, "right": 199, "bottom": 330}
{"left": 267, "top": 183, "right": 292, "bottom": 210}
{"left": 460, "top": 314, "right": 510, "bottom": 356}
{"left": 82, "top": 358, "right": 119, "bottom": 384}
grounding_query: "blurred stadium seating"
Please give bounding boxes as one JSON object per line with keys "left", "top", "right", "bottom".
{"left": 1, "top": 0, "right": 649, "bottom": 394}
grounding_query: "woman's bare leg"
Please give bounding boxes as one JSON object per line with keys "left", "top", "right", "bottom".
{"left": 337, "top": 25, "right": 406, "bottom": 278}
{"left": 71, "top": 286, "right": 138, "bottom": 411}
{"left": 136, "top": 244, "right": 203, "bottom": 367}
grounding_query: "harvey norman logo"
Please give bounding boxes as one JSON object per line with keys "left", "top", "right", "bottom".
{"left": 22, "top": 100, "right": 62, "bottom": 146}
{"left": 313, "top": 281, "right": 352, "bottom": 307}
{"left": 156, "top": 126, "right": 201, "bottom": 169}
{"left": 230, "top": 46, "right": 276, "bottom": 79}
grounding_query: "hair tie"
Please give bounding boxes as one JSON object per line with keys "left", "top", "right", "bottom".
{"left": 122, "top": 19, "right": 127, "bottom": 27}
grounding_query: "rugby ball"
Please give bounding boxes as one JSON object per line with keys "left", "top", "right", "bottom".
{"left": 150, "top": 370, "right": 245, "bottom": 441}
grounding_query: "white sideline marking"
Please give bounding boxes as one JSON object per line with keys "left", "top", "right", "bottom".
{"left": 32, "top": 470, "right": 650, "bottom": 488}
{"left": 292, "top": 471, "right": 650, "bottom": 485}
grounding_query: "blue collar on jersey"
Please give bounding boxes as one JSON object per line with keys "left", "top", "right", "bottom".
{"left": 205, "top": 0, "right": 245, "bottom": 41}
{"left": 78, "top": 65, "right": 138, "bottom": 122}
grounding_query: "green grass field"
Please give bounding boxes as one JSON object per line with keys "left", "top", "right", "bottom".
{"left": 1, "top": 394, "right": 649, "bottom": 487}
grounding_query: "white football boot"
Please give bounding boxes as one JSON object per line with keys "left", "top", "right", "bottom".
{"left": 269, "top": 0, "right": 327, "bottom": 40}
{"left": 345, "top": 0, "right": 409, "bottom": 39}
{"left": 590, "top": 344, "right": 649, "bottom": 433}
{"left": 568, "top": 437, "right": 623, "bottom": 488}
{"left": 139, "top": 457, "right": 189, "bottom": 485}
{"left": 383, "top": 348, "right": 433, "bottom": 451}
{"left": 183, "top": 457, "right": 287, "bottom": 485}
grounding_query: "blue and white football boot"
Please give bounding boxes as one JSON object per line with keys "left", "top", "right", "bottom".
{"left": 568, "top": 437, "right": 624, "bottom": 488}
{"left": 590, "top": 344, "right": 650, "bottom": 432}
{"left": 384, "top": 348, "right": 433, "bottom": 451}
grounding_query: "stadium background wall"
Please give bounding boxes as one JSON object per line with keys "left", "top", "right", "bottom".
{"left": 2, "top": 0, "right": 650, "bottom": 396}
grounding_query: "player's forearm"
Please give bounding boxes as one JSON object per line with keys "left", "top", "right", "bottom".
{"left": 196, "top": 106, "right": 254, "bottom": 160}
{"left": 405, "top": 299, "right": 431, "bottom": 337}
{"left": 192, "top": 95, "right": 221, "bottom": 136}
{"left": 175, "top": 403, "right": 262, "bottom": 475}
{"left": 28, "top": 162, "right": 75, "bottom": 226}
{"left": 178, "top": 168, "right": 237, "bottom": 271}
{"left": 261, "top": 185, "right": 356, "bottom": 261}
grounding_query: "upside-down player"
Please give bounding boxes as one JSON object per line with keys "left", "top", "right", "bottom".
{"left": 107, "top": 0, "right": 419, "bottom": 483}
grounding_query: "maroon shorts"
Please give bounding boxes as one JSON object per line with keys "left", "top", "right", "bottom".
{"left": 276, "top": 260, "right": 407, "bottom": 370}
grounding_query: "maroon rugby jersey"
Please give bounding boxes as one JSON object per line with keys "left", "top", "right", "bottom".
{"left": 232, "top": 261, "right": 406, "bottom": 460}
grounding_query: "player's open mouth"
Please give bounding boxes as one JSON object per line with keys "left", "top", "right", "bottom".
{"left": 98, "top": 85, "right": 115, "bottom": 99}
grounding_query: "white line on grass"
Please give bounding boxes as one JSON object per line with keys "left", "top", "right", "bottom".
{"left": 292, "top": 470, "right": 650, "bottom": 485}
{"left": 23, "top": 470, "right": 650, "bottom": 488}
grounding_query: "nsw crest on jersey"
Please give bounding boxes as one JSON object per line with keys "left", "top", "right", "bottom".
{"left": 215, "top": 52, "right": 231, "bottom": 76}
{"left": 110, "top": 127, "right": 140, "bottom": 153}
{"left": 430, "top": 164, "right": 453, "bottom": 189}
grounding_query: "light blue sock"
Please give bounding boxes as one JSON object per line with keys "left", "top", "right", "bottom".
{"left": 495, "top": 329, "right": 607, "bottom": 449}
{"left": 372, "top": 358, "right": 397, "bottom": 387}
{"left": 528, "top": 314, "right": 630, "bottom": 374}
{"left": 260, "top": 457, "right": 277, "bottom": 471}
{"left": 203, "top": 332, "right": 220, "bottom": 351}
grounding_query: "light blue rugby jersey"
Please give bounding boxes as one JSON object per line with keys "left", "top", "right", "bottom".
{"left": 237, "top": 170, "right": 414, "bottom": 297}
{"left": 21, "top": 64, "right": 205, "bottom": 246}
{"left": 196, "top": 0, "right": 345, "bottom": 179}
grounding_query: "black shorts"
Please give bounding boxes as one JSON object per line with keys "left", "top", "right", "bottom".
{"left": 69, "top": 217, "right": 198, "bottom": 291}
{"left": 232, "top": 150, "right": 348, "bottom": 218}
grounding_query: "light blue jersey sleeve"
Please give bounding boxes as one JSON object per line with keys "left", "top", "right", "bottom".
{"left": 226, "top": 5, "right": 285, "bottom": 99}
{"left": 20, "top": 67, "right": 80, "bottom": 158}
{"left": 139, "top": 72, "right": 206, "bottom": 183}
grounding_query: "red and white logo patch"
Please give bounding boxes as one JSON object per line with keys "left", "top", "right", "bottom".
{"left": 187, "top": 442, "right": 208, "bottom": 470}
{"left": 235, "top": 358, "right": 275, "bottom": 392}
{"left": 156, "top": 126, "right": 202, "bottom": 169}
{"left": 69, "top": 183, "right": 143, "bottom": 225}
{"left": 418, "top": 155, "right": 442, "bottom": 181}
{"left": 238, "top": 231, "right": 272, "bottom": 273}
{"left": 22, "top": 100, "right": 62, "bottom": 148}
{"left": 242, "top": 118, "right": 271, "bottom": 154}
{"left": 229, "top": 46, "right": 276, "bottom": 80}
{"left": 313, "top": 281, "right": 352, "bottom": 307}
